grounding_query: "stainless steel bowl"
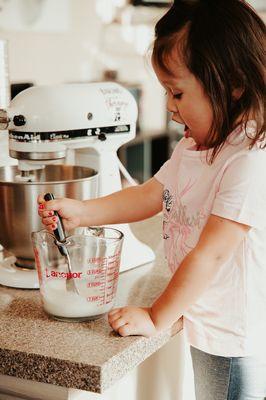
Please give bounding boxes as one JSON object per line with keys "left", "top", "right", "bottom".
{"left": 0, "top": 165, "right": 98, "bottom": 268}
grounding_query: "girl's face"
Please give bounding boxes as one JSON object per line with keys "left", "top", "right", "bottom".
{"left": 153, "top": 53, "right": 214, "bottom": 147}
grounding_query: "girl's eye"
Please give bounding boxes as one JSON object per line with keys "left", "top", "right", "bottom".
{"left": 173, "top": 93, "right": 183, "bottom": 100}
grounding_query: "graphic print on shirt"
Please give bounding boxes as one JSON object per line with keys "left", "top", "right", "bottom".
{"left": 163, "top": 178, "right": 207, "bottom": 273}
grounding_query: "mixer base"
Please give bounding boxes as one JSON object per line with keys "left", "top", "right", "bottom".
{"left": 15, "top": 257, "right": 35, "bottom": 269}
{"left": 0, "top": 255, "right": 39, "bottom": 289}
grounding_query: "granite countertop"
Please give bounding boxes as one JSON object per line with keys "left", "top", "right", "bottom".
{"left": 0, "top": 215, "right": 182, "bottom": 394}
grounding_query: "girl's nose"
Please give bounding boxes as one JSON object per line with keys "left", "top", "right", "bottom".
{"left": 166, "top": 94, "right": 178, "bottom": 113}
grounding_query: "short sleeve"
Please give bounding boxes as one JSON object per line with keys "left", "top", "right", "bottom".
{"left": 212, "top": 149, "right": 266, "bottom": 229}
{"left": 154, "top": 137, "right": 187, "bottom": 185}
{"left": 154, "top": 159, "right": 171, "bottom": 185}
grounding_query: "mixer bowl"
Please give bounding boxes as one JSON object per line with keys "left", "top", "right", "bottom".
{"left": 0, "top": 165, "right": 98, "bottom": 268}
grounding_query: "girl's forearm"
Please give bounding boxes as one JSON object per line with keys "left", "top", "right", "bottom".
{"left": 81, "top": 181, "right": 162, "bottom": 226}
{"left": 150, "top": 250, "right": 221, "bottom": 331}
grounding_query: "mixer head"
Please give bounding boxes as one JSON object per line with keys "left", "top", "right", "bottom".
{"left": 1, "top": 82, "right": 138, "bottom": 174}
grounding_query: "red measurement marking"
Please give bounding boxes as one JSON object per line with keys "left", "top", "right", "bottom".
{"left": 88, "top": 257, "right": 108, "bottom": 264}
{"left": 107, "top": 272, "right": 116, "bottom": 277}
{"left": 108, "top": 261, "right": 118, "bottom": 266}
{"left": 87, "top": 282, "right": 102, "bottom": 288}
{"left": 107, "top": 252, "right": 121, "bottom": 261}
{"left": 87, "top": 296, "right": 102, "bottom": 302}
{"left": 87, "top": 269, "right": 104, "bottom": 275}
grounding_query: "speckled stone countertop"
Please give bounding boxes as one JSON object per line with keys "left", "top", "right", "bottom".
{"left": 0, "top": 215, "right": 182, "bottom": 394}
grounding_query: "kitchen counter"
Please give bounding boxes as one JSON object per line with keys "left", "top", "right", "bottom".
{"left": 0, "top": 215, "right": 182, "bottom": 395}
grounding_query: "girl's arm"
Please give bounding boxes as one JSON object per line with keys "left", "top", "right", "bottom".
{"left": 39, "top": 177, "right": 163, "bottom": 232}
{"left": 150, "top": 214, "right": 250, "bottom": 330}
{"left": 108, "top": 214, "right": 250, "bottom": 337}
{"left": 81, "top": 177, "right": 163, "bottom": 226}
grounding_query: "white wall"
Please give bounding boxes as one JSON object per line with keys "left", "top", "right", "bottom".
{"left": 1, "top": 0, "right": 103, "bottom": 84}
{"left": 1, "top": 0, "right": 264, "bottom": 134}
{"left": 0, "top": 0, "right": 166, "bottom": 134}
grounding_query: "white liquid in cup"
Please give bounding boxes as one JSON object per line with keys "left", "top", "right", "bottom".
{"left": 41, "top": 280, "right": 113, "bottom": 319}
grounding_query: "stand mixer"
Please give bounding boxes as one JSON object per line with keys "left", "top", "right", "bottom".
{"left": 0, "top": 82, "right": 155, "bottom": 289}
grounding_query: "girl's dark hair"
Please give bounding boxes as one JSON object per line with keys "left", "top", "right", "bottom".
{"left": 153, "top": 0, "right": 266, "bottom": 162}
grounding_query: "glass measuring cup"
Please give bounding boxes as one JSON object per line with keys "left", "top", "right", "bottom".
{"left": 31, "top": 227, "right": 124, "bottom": 322}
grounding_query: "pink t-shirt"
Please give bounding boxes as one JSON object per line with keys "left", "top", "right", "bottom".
{"left": 154, "top": 121, "right": 266, "bottom": 357}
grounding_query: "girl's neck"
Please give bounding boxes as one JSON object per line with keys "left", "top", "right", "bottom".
{"left": 194, "top": 114, "right": 256, "bottom": 152}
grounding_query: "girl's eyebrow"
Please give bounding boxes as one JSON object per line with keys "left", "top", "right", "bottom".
{"left": 162, "top": 80, "right": 183, "bottom": 91}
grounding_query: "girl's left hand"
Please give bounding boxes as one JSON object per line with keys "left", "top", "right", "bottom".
{"left": 108, "top": 306, "right": 159, "bottom": 337}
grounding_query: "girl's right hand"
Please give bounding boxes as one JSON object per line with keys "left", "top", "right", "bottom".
{"left": 37, "top": 195, "right": 86, "bottom": 232}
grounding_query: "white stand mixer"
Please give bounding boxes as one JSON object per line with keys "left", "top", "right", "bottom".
{"left": 0, "top": 82, "right": 155, "bottom": 289}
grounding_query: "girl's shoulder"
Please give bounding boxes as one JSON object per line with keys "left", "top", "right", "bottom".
{"left": 212, "top": 120, "right": 264, "bottom": 165}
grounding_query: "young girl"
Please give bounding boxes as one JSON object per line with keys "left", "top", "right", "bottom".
{"left": 38, "top": 1, "right": 266, "bottom": 398}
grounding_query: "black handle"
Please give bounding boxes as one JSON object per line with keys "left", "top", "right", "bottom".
{"left": 44, "top": 193, "right": 67, "bottom": 256}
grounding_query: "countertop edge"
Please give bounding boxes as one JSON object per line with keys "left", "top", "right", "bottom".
{"left": 101, "top": 319, "right": 183, "bottom": 392}
{"left": 0, "top": 348, "right": 101, "bottom": 393}
{"left": 0, "top": 319, "right": 182, "bottom": 394}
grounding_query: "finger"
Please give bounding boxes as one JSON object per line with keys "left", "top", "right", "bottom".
{"left": 118, "top": 324, "right": 132, "bottom": 337}
{"left": 38, "top": 209, "right": 54, "bottom": 217}
{"left": 38, "top": 194, "right": 63, "bottom": 213}
{"left": 43, "top": 199, "right": 61, "bottom": 212}
{"left": 37, "top": 194, "right": 45, "bottom": 204}
{"left": 108, "top": 308, "right": 122, "bottom": 316}
{"left": 42, "top": 216, "right": 58, "bottom": 226}
{"left": 38, "top": 203, "right": 46, "bottom": 213}
{"left": 110, "top": 317, "right": 126, "bottom": 331}
{"left": 108, "top": 312, "right": 121, "bottom": 324}
{"left": 45, "top": 224, "right": 57, "bottom": 233}
{"left": 42, "top": 210, "right": 55, "bottom": 218}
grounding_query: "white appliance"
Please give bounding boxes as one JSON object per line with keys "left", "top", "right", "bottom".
{"left": 0, "top": 82, "right": 155, "bottom": 288}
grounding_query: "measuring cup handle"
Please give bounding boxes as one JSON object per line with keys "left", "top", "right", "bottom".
{"left": 44, "top": 192, "right": 67, "bottom": 256}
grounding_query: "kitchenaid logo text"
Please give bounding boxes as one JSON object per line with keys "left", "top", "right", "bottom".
{"left": 45, "top": 268, "right": 83, "bottom": 279}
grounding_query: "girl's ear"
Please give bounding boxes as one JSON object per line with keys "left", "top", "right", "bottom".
{"left": 232, "top": 87, "right": 244, "bottom": 101}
